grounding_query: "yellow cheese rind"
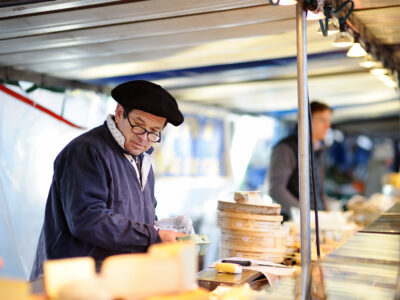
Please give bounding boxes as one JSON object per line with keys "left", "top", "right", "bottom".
{"left": 215, "top": 262, "right": 242, "bottom": 274}
{"left": 146, "top": 288, "right": 209, "bottom": 300}
{"left": 43, "top": 257, "right": 96, "bottom": 299}
{"left": 0, "top": 278, "right": 30, "bottom": 300}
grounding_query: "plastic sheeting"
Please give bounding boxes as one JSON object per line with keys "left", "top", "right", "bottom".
{"left": 0, "top": 84, "right": 107, "bottom": 279}
{"left": 0, "top": 82, "right": 280, "bottom": 278}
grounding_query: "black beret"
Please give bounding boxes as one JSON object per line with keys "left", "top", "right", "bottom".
{"left": 111, "top": 80, "right": 184, "bottom": 126}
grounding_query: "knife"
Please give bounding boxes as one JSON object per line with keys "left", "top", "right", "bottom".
{"left": 221, "top": 259, "right": 291, "bottom": 268}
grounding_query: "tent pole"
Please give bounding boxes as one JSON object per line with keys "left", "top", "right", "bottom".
{"left": 296, "top": 1, "right": 312, "bottom": 299}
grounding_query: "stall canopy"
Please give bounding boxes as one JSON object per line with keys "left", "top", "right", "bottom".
{"left": 0, "top": 0, "right": 399, "bottom": 130}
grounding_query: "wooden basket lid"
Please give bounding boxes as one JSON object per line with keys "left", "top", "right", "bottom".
{"left": 218, "top": 200, "right": 281, "bottom": 215}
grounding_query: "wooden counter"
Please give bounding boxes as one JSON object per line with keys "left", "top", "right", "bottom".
{"left": 264, "top": 203, "right": 400, "bottom": 299}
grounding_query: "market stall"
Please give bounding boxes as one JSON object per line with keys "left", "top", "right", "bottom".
{"left": 1, "top": 0, "right": 400, "bottom": 299}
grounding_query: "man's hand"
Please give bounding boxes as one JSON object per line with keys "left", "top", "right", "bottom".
{"left": 158, "top": 230, "right": 187, "bottom": 242}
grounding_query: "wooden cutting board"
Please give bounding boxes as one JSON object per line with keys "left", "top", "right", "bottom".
{"left": 197, "top": 268, "right": 263, "bottom": 291}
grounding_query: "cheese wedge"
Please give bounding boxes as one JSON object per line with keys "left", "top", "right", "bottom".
{"left": 43, "top": 257, "right": 96, "bottom": 299}
{"left": 149, "top": 242, "right": 198, "bottom": 291}
{"left": 0, "top": 278, "right": 30, "bottom": 300}
{"left": 101, "top": 242, "right": 197, "bottom": 299}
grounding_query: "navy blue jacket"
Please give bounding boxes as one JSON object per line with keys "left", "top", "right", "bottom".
{"left": 30, "top": 122, "right": 161, "bottom": 281}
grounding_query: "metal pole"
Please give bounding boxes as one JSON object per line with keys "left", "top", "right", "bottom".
{"left": 296, "top": 1, "right": 311, "bottom": 299}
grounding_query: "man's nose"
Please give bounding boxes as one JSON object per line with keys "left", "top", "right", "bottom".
{"left": 138, "top": 132, "right": 148, "bottom": 142}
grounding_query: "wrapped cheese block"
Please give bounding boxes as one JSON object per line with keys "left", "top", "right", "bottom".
{"left": 176, "top": 234, "right": 210, "bottom": 255}
{"left": 234, "top": 191, "right": 262, "bottom": 204}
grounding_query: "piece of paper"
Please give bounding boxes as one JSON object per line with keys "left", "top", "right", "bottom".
{"left": 209, "top": 257, "right": 296, "bottom": 286}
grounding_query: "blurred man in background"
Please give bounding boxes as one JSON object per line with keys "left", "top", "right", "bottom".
{"left": 268, "top": 101, "right": 332, "bottom": 221}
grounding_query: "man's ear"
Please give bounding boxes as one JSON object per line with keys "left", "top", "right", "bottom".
{"left": 115, "top": 104, "right": 124, "bottom": 124}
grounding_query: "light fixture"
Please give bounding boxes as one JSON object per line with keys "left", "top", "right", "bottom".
{"left": 359, "top": 55, "right": 378, "bottom": 68}
{"left": 307, "top": 10, "right": 325, "bottom": 21}
{"left": 346, "top": 36, "right": 367, "bottom": 57}
{"left": 378, "top": 74, "right": 396, "bottom": 88}
{"left": 370, "top": 67, "right": 389, "bottom": 76}
{"left": 332, "top": 23, "right": 353, "bottom": 47}
{"left": 268, "top": 0, "right": 296, "bottom": 5}
{"left": 278, "top": 0, "right": 297, "bottom": 5}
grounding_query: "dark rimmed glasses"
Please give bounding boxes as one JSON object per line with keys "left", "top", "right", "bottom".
{"left": 126, "top": 116, "right": 162, "bottom": 143}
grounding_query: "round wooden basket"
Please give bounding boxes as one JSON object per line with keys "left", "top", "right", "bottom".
{"left": 218, "top": 200, "right": 281, "bottom": 215}
{"left": 217, "top": 198, "right": 286, "bottom": 263}
{"left": 220, "top": 229, "right": 286, "bottom": 249}
{"left": 217, "top": 211, "right": 282, "bottom": 232}
{"left": 220, "top": 247, "right": 286, "bottom": 263}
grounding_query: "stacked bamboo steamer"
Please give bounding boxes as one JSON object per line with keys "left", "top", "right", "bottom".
{"left": 218, "top": 191, "right": 286, "bottom": 263}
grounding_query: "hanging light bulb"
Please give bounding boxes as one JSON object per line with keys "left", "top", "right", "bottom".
{"left": 268, "top": 0, "right": 296, "bottom": 5}
{"left": 278, "top": 0, "right": 297, "bottom": 5}
{"left": 332, "top": 23, "right": 353, "bottom": 47}
{"left": 347, "top": 43, "right": 367, "bottom": 57}
{"left": 370, "top": 67, "right": 390, "bottom": 76}
{"left": 346, "top": 36, "right": 367, "bottom": 57}
{"left": 378, "top": 74, "right": 396, "bottom": 88}
{"left": 359, "top": 55, "right": 378, "bottom": 68}
{"left": 307, "top": 10, "right": 325, "bottom": 20}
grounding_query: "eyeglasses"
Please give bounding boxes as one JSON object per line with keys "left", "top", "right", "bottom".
{"left": 126, "top": 116, "right": 162, "bottom": 143}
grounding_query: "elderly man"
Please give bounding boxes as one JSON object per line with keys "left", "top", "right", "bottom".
{"left": 30, "top": 80, "right": 186, "bottom": 280}
{"left": 268, "top": 101, "right": 332, "bottom": 221}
